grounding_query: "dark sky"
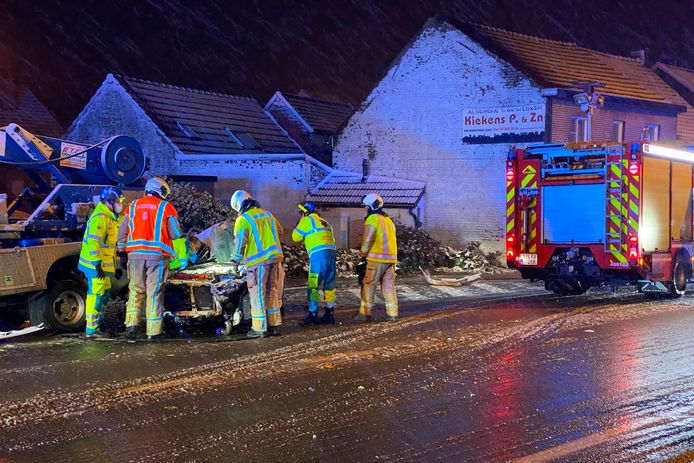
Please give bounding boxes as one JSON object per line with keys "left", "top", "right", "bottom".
{"left": 1, "top": 0, "right": 693, "bottom": 127}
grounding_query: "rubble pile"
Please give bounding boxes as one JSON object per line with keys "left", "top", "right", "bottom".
{"left": 282, "top": 226, "right": 502, "bottom": 277}
{"left": 167, "top": 181, "right": 233, "bottom": 233}
{"left": 439, "top": 242, "right": 503, "bottom": 273}
{"left": 283, "top": 246, "right": 362, "bottom": 278}
{"left": 394, "top": 224, "right": 450, "bottom": 274}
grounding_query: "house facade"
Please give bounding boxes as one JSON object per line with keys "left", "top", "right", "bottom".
{"left": 66, "top": 74, "right": 330, "bottom": 239}
{"left": 265, "top": 91, "right": 353, "bottom": 167}
{"left": 333, "top": 19, "right": 692, "bottom": 252}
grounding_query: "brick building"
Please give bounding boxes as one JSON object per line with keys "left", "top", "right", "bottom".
{"left": 333, "top": 18, "right": 694, "bottom": 252}
{"left": 67, "top": 74, "right": 330, "bottom": 238}
{"left": 265, "top": 91, "right": 353, "bottom": 167}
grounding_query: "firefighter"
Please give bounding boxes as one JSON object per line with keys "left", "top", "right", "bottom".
{"left": 356, "top": 193, "right": 399, "bottom": 322}
{"left": 77, "top": 186, "right": 125, "bottom": 338}
{"left": 117, "top": 177, "right": 185, "bottom": 341}
{"left": 229, "top": 190, "right": 285, "bottom": 338}
{"left": 292, "top": 201, "right": 337, "bottom": 325}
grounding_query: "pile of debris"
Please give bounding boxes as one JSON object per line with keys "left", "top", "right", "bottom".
{"left": 167, "top": 181, "right": 233, "bottom": 233}
{"left": 283, "top": 246, "right": 362, "bottom": 278}
{"left": 282, "top": 226, "right": 502, "bottom": 277}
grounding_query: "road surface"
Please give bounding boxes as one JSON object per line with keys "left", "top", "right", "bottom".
{"left": 1, "top": 276, "right": 694, "bottom": 462}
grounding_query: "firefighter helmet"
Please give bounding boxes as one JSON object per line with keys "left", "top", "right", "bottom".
{"left": 99, "top": 186, "right": 124, "bottom": 204}
{"left": 362, "top": 193, "right": 384, "bottom": 211}
{"left": 297, "top": 201, "right": 317, "bottom": 215}
{"left": 230, "top": 190, "right": 253, "bottom": 213}
{"left": 144, "top": 176, "right": 170, "bottom": 199}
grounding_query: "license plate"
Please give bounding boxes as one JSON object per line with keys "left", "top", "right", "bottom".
{"left": 519, "top": 253, "right": 538, "bottom": 266}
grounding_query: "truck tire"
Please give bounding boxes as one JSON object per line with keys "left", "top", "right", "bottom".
{"left": 28, "top": 280, "right": 87, "bottom": 332}
{"left": 669, "top": 257, "right": 688, "bottom": 298}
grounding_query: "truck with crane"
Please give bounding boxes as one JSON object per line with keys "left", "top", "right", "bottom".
{"left": 506, "top": 140, "right": 694, "bottom": 297}
{"left": 0, "top": 123, "right": 146, "bottom": 332}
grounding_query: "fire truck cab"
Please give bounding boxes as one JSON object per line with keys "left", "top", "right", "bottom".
{"left": 506, "top": 141, "right": 694, "bottom": 296}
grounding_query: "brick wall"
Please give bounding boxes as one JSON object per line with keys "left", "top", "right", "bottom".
{"left": 333, "top": 23, "right": 544, "bottom": 253}
{"left": 322, "top": 207, "right": 416, "bottom": 249}
{"left": 550, "top": 99, "right": 678, "bottom": 142}
{"left": 67, "top": 78, "right": 178, "bottom": 175}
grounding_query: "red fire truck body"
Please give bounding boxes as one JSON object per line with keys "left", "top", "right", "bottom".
{"left": 506, "top": 141, "right": 694, "bottom": 296}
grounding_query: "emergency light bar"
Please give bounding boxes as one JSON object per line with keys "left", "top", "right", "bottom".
{"left": 643, "top": 143, "right": 694, "bottom": 163}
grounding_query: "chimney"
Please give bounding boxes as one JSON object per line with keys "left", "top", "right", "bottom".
{"left": 630, "top": 48, "right": 650, "bottom": 66}
{"left": 362, "top": 159, "right": 370, "bottom": 181}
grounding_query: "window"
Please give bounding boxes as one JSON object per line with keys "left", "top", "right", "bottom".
{"left": 176, "top": 121, "right": 200, "bottom": 140}
{"left": 225, "top": 128, "right": 261, "bottom": 149}
{"left": 643, "top": 124, "right": 660, "bottom": 141}
{"left": 573, "top": 117, "right": 587, "bottom": 142}
{"left": 612, "top": 120, "right": 625, "bottom": 142}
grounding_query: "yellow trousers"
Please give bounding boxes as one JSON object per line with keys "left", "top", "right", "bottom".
{"left": 247, "top": 261, "right": 285, "bottom": 332}
{"left": 125, "top": 258, "right": 169, "bottom": 336}
{"left": 86, "top": 276, "right": 111, "bottom": 334}
{"left": 360, "top": 261, "right": 398, "bottom": 317}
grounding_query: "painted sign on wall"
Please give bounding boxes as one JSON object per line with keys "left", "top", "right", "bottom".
{"left": 462, "top": 104, "right": 545, "bottom": 143}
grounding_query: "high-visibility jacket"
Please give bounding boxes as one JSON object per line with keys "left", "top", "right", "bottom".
{"left": 232, "top": 207, "right": 283, "bottom": 268}
{"left": 78, "top": 202, "right": 119, "bottom": 277}
{"left": 292, "top": 213, "right": 336, "bottom": 257}
{"left": 169, "top": 237, "right": 190, "bottom": 270}
{"left": 122, "top": 196, "right": 182, "bottom": 259}
{"left": 360, "top": 212, "right": 397, "bottom": 263}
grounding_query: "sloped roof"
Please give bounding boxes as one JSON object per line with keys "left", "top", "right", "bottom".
{"left": 114, "top": 75, "right": 302, "bottom": 155}
{"left": 281, "top": 93, "right": 354, "bottom": 133}
{"left": 653, "top": 63, "right": 694, "bottom": 140}
{"left": 458, "top": 22, "right": 687, "bottom": 106}
{"left": 655, "top": 63, "right": 694, "bottom": 96}
{"left": 307, "top": 170, "right": 425, "bottom": 208}
{"left": 0, "top": 79, "right": 64, "bottom": 137}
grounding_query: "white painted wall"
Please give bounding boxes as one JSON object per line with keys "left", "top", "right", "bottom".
{"left": 333, "top": 22, "right": 544, "bottom": 252}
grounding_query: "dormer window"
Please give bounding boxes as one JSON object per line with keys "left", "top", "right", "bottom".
{"left": 225, "top": 128, "right": 261, "bottom": 149}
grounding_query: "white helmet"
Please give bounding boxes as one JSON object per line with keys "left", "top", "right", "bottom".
{"left": 362, "top": 193, "right": 384, "bottom": 211}
{"left": 230, "top": 190, "right": 252, "bottom": 212}
{"left": 145, "top": 176, "right": 170, "bottom": 199}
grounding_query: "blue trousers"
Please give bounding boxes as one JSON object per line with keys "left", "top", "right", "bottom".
{"left": 307, "top": 250, "right": 337, "bottom": 312}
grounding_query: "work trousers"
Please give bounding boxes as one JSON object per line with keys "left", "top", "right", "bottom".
{"left": 360, "top": 261, "right": 398, "bottom": 317}
{"left": 86, "top": 276, "right": 112, "bottom": 334}
{"left": 125, "top": 258, "right": 169, "bottom": 336}
{"left": 247, "top": 261, "right": 285, "bottom": 332}
{"left": 307, "top": 250, "right": 336, "bottom": 313}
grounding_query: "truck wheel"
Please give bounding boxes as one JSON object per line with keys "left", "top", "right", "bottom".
{"left": 28, "top": 280, "right": 87, "bottom": 332}
{"left": 669, "top": 258, "right": 688, "bottom": 298}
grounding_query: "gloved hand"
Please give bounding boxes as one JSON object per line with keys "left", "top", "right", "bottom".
{"left": 117, "top": 251, "right": 128, "bottom": 268}
{"left": 95, "top": 264, "right": 106, "bottom": 279}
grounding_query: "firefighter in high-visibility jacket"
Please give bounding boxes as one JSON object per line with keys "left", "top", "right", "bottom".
{"left": 117, "top": 177, "right": 185, "bottom": 341}
{"left": 230, "top": 190, "right": 285, "bottom": 338}
{"left": 357, "top": 193, "right": 399, "bottom": 322}
{"left": 77, "top": 187, "right": 125, "bottom": 338}
{"left": 292, "top": 201, "right": 337, "bottom": 325}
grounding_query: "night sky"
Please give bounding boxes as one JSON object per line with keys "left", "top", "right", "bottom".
{"left": 1, "top": 0, "right": 693, "bottom": 126}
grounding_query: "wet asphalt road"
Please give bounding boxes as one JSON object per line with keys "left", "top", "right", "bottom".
{"left": 2, "top": 278, "right": 694, "bottom": 462}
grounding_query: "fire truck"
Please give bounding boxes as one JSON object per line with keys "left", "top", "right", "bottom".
{"left": 506, "top": 141, "right": 694, "bottom": 296}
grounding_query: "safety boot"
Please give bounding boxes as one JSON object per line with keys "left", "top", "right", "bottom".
{"left": 352, "top": 313, "right": 373, "bottom": 323}
{"left": 146, "top": 334, "right": 164, "bottom": 342}
{"left": 246, "top": 329, "right": 267, "bottom": 339}
{"left": 300, "top": 312, "right": 320, "bottom": 326}
{"left": 270, "top": 326, "right": 282, "bottom": 336}
{"left": 85, "top": 329, "right": 107, "bottom": 339}
{"left": 122, "top": 327, "right": 138, "bottom": 340}
{"left": 385, "top": 315, "right": 398, "bottom": 322}
{"left": 319, "top": 307, "right": 335, "bottom": 325}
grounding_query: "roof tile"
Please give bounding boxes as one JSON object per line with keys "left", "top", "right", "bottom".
{"left": 282, "top": 94, "right": 353, "bottom": 133}
{"left": 307, "top": 171, "right": 425, "bottom": 208}
{"left": 115, "top": 75, "right": 302, "bottom": 155}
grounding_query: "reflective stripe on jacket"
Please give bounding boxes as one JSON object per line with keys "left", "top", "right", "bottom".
{"left": 360, "top": 213, "right": 397, "bottom": 263}
{"left": 292, "top": 213, "right": 336, "bottom": 257}
{"left": 122, "top": 196, "right": 181, "bottom": 259}
{"left": 232, "top": 207, "right": 284, "bottom": 268}
{"left": 78, "top": 202, "right": 119, "bottom": 276}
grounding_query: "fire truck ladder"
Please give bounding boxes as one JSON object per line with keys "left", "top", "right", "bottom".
{"left": 605, "top": 147, "right": 624, "bottom": 254}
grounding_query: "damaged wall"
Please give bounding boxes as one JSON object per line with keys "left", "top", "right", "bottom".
{"left": 333, "top": 22, "right": 543, "bottom": 252}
